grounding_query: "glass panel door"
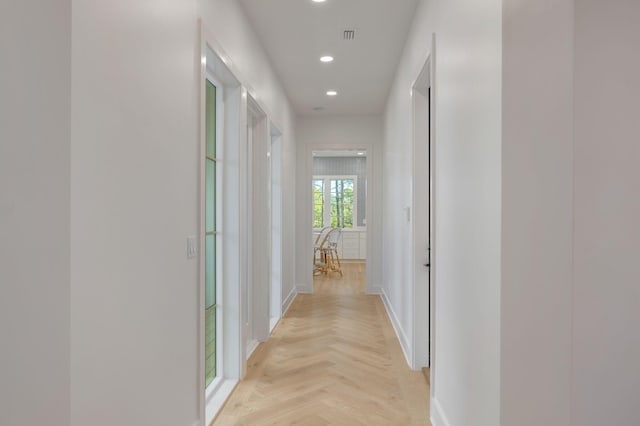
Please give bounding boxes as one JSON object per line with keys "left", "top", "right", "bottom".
{"left": 205, "top": 79, "right": 218, "bottom": 388}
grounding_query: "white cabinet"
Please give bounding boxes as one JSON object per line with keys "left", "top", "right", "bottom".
{"left": 341, "top": 232, "right": 360, "bottom": 259}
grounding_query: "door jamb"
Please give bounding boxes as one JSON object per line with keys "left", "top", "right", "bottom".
{"left": 410, "top": 35, "right": 437, "bottom": 397}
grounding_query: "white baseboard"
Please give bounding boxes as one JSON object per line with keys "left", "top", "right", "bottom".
{"left": 246, "top": 339, "right": 259, "bottom": 359}
{"left": 282, "top": 287, "right": 297, "bottom": 314}
{"left": 205, "top": 379, "right": 238, "bottom": 426}
{"left": 379, "top": 288, "right": 412, "bottom": 368}
{"left": 431, "top": 397, "right": 452, "bottom": 426}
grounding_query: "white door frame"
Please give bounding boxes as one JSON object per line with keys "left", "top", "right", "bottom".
{"left": 246, "top": 95, "right": 270, "bottom": 358}
{"left": 410, "top": 35, "right": 436, "bottom": 390}
{"left": 200, "top": 24, "right": 245, "bottom": 425}
{"left": 304, "top": 143, "right": 376, "bottom": 294}
{"left": 269, "top": 123, "right": 283, "bottom": 332}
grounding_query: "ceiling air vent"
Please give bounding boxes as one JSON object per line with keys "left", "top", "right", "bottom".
{"left": 343, "top": 30, "right": 356, "bottom": 40}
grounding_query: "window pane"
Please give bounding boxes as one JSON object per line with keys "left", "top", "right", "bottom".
{"left": 330, "top": 179, "right": 354, "bottom": 228}
{"left": 206, "top": 160, "right": 216, "bottom": 233}
{"left": 312, "top": 179, "right": 324, "bottom": 228}
{"left": 205, "top": 234, "right": 216, "bottom": 308}
{"left": 205, "top": 78, "right": 218, "bottom": 390}
{"left": 205, "top": 80, "right": 216, "bottom": 159}
{"left": 205, "top": 306, "right": 216, "bottom": 387}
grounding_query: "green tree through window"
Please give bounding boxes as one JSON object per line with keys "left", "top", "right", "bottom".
{"left": 331, "top": 179, "right": 354, "bottom": 228}
{"left": 313, "top": 176, "right": 356, "bottom": 229}
{"left": 313, "top": 179, "right": 324, "bottom": 228}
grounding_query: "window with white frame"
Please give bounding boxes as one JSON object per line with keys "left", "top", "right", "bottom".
{"left": 313, "top": 175, "right": 357, "bottom": 229}
{"left": 204, "top": 76, "right": 222, "bottom": 390}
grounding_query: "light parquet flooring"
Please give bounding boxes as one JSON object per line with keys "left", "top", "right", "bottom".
{"left": 214, "top": 263, "right": 430, "bottom": 426}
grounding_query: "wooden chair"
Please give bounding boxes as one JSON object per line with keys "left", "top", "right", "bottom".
{"left": 321, "top": 228, "right": 343, "bottom": 276}
{"left": 313, "top": 227, "right": 333, "bottom": 275}
{"left": 313, "top": 226, "right": 332, "bottom": 263}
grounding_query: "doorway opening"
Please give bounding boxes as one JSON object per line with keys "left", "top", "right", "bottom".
{"left": 269, "top": 124, "right": 283, "bottom": 332}
{"left": 311, "top": 149, "right": 368, "bottom": 293}
{"left": 411, "top": 49, "right": 435, "bottom": 386}
{"left": 246, "top": 95, "right": 270, "bottom": 359}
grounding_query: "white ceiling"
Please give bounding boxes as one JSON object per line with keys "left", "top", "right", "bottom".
{"left": 239, "top": 0, "right": 419, "bottom": 116}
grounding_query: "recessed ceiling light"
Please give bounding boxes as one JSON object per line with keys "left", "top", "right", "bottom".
{"left": 326, "top": 90, "right": 338, "bottom": 96}
{"left": 312, "top": 0, "right": 326, "bottom": 3}
{"left": 320, "top": 55, "right": 334, "bottom": 63}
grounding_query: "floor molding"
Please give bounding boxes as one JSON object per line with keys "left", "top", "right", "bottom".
{"left": 431, "top": 397, "right": 452, "bottom": 426}
{"left": 205, "top": 379, "right": 238, "bottom": 426}
{"left": 380, "top": 288, "right": 411, "bottom": 368}
{"left": 282, "top": 287, "right": 297, "bottom": 314}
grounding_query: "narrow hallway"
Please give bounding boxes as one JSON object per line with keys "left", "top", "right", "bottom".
{"left": 214, "top": 263, "right": 430, "bottom": 425}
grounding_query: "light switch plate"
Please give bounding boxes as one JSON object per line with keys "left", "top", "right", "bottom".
{"left": 187, "top": 236, "right": 197, "bottom": 259}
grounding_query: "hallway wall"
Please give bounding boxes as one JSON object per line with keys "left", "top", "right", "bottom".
{"left": 572, "top": 2, "right": 640, "bottom": 424}
{"left": 295, "top": 115, "right": 383, "bottom": 294}
{"left": 501, "top": 0, "right": 574, "bottom": 424}
{"left": 0, "top": 2, "right": 71, "bottom": 425}
{"left": 503, "top": 2, "right": 640, "bottom": 425}
{"left": 70, "top": 1, "right": 201, "bottom": 425}
{"left": 382, "top": 0, "right": 502, "bottom": 425}
{"left": 201, "top": 0, "right": 298, "bottom": 314}
{"left": 69, "top": 1, "right": 296, "bottom": 426}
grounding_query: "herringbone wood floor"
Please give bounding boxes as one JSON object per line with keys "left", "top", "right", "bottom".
{"left": 214, "top": 263, "right": 430, "bottom": 425}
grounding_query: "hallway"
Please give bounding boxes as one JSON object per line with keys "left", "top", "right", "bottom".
{"left": 214, "top": 264, "right": 430, "bottom": 425}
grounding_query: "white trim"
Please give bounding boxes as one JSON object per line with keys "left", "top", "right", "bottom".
{"left": 430, "top": 397, "right": 452, "bottom": 426}
{"left": 410, "top": 51, "right": 432, "bottom": 371}
{"left": 269, "top": 124, "right": 283, "bottom": 333}
{"left": 199, "top": 21, "right": 249, "bottom": 425}
{"left": 282, "top": 287, "right": 297, "bottom": 314}
{"left": 199, "top": 22, "right": 284, "bottom": 134}
{"left": 303, "top": 143, "right": 378, "bottom": 294}
{"left": 246, "top": 339, "right": 259, "bottom": 360}
{"left": 380, "top": 288, "right": 411, "bottom": 367}
{"left": 269, "top": 316, "right": 279, "bottom": 333}
{"left": 205, "top": 378, "right": 238, "bottom": 426}
{"left": 429, "top": 33, "right": 438, "bottom": 398}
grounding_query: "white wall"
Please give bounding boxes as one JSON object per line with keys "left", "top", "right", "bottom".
{"left": 0, "top": 2, "right": 71, "bottom": 425}
{"left": 295, "top": 115, "right": 383, "bottom": 293}
{"left": 573, "top": 2, "right": 640, "bottom": 424}
{"left": 70, "top": 1, "right": 201, "bottom": 425}
{"left": 501, "top": 0, "right": 574, "bottom": 424}
{"left": 383, "top": 0, "right": 502, "bottom": 425}
{"left": 502, "top": 2, "right": 640, "bottom": 425}
{"left": 200, "top": 0, "right": 297, "bottom": 313}
{"left": 69, "top": 0, "right": 296, "bottom": 424}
